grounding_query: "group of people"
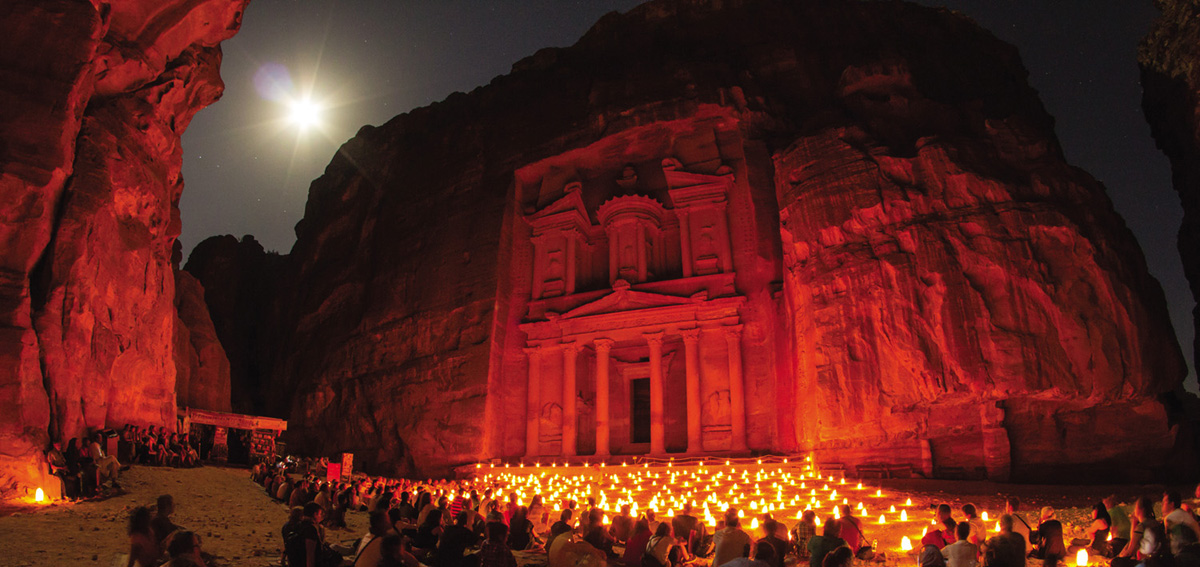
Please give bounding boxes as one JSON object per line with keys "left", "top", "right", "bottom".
{"left": 125, "top": 493, "right": 209, "bottom": 567}
{"left": 905, "top": 491, "right": 1200, "bottom": 567}
{"left": 44, "top": 424, "right": 204, "bottom": 500}
{"left": 246, "top": 457, "right": 1200, "bottom": 567}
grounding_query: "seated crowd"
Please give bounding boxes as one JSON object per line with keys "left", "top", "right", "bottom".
{"left": 45, "top": 424, "right": 203, "bottom": 500}
{"left": 249, "top": 459, "right": 1200, "bottom": 567}
{"left": 126, "top": 493, "right": 210, "bottom": 567}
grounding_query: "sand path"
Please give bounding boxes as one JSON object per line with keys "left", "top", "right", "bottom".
{"left": 0, "top": 466, "right": 367, "bottom": 567}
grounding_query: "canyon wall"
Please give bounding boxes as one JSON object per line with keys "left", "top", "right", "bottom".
{"left": 1141, "top": 0, "right": 1200, "bottom": 381}
{"left": 203, "top": 0, "right": 1186, "bottom": 480}
{"left": 0, "top": 0, "right": 244, "bottom": 496}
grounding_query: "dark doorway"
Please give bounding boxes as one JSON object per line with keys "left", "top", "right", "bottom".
{"left": 631, "top": 378, "right": 651, "bottom": 443}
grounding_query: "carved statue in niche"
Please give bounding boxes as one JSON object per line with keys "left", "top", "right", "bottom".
{"left": 703, "top": 390, "right": 731, "bottom": 427}
{"left": 539, "top": 403, "right": 563, "bottom": 443}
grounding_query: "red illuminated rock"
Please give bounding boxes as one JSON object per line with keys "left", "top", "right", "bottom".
{"left": 0, "top": 0, "right": 245, "bottom": 495}
{"left": 174, "top": 270, "right": 231, "bottom": 413}
{"left": 199, "top": 0, "right": 1186, "bottom": 480}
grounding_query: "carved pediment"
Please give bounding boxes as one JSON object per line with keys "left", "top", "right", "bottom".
{"left": 559, "top": 279, "right": 698, "bottom": 319}
{"left": 527, "top": 182, "right": 591, "bottom": 234}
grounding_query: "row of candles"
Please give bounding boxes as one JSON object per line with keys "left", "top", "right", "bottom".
{"left": 474, "top": 458, "right": 1095, "bottom": 566}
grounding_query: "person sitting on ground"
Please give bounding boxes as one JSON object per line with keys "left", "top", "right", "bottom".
{"left": 610, "top": 503, "right": 634, "bottom": 544}
{"left": 624, "top": 518, "right": 653, "bottom": 567}
{"left": 482, "top": 522, "right": 521, "bottom": 567}
{"left": 1004, "top": 498, "right": 1033, "bottom": 556}
{"left": 440, "top": 510, "right": 482, "bottom": 567}
{"left": 759, "top": 519, "right": 790, "bottom": 567}
{"left": 285, "top": 502, "right": 342, "bottom": 567}
{"left": 722, "top": 539, "right": 775, "bottom": 567}
{"left": 1113, "top": 497, "right": 1161, "bottom": 567}
{"left": 1068, "top": 502, "right": 1111, "bottom": 557}
{"left": 674, "top": 502, "right": 706, "bottom": 557}
{"left": 314, "top": 483, "right": 332, "bottom": 517}
{"left": 550, "top": 522, "right": 606, "bottom": 567}
{"left": 920, "top": 545, "right": 946, "bottom": 567}
{"left": 1164, "top": 490, "right": 1200, "bottom": 557}
{"left": 283, "top": 506, "right": 305, "bottom": 546}
{"left": 936, "top": 505, "right": 955, "bottom": 527}
{"left": 715, "top": 509, "right": 755, "bottom": 567}
{"left": 1105, "top": 495, "right": 1133, "bottom": 556}
{"left": 582, "top": 507, "right": 616, "bottom": 558}
{"left": 508, "top": 505, "right": 537, "bottom": 551}
{"left": 807, "top": 518, "right": 846, "bottom": 567}
{"left": 646, "top": 521, "right": 687, "bottom": 567}
{"left": 645, "top": 509, "right": 662, "bottom": 535}
{"left": 152, "top": 494, "right": 183, "bottom": 547}
{"left": 838, "top": 504, "right": 872, "bottom": 559}
{"left": 277, "top": 476, "right": 295, "bottom": 503}
{"left": 547, "top": 509, "right": 576, "bottom": 552}
{"left": 353, "top": 511, "right": 393, "bottom": 567}
{"left": 942, "top": 522, "right": 978, "bottom": 567}
{"left": 963, "top": 505, "right": 986, "bottom": 546}
{"left": 1137, "top": 524, "right": 1171, "bottom": 567}
{"left": 1030, "top": 507, "right": 1065, "bottom": 564}
{"left": 396, "top": 491, "right": 417, "bottom": 523}
{"left": 413, "top": 507, "right": 444, "bottom": 553}
{"left": 982, "top": 515, "right": 1025, "bottom": 567}
{"left": 792, "top": 510, "right": 818, "bottom": 560}
{"left": 127, "top": 505, "right": 160, "bottom": 567}
{"left": 89, "top": 432, "right": 121, "bottom": 489}
{"left": 379, "top": 533, "right": 420, "bottom": 567}
{"left": 823, "top": 546, "right": 854, "bottom": 567}
{"left": 162, "top": 530, "right": 207, "bottom": 567}
{"left": 923, "top": 518, "right": 958, "bottom": 550}
{"left": 290, "top": 479, "right": 311, "bottom": 508}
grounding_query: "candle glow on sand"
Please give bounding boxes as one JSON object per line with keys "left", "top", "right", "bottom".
{"left": 472, "top": 456, "right": 966, "bottom": 553}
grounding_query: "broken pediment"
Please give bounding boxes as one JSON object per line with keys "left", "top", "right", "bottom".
{"left": 559, "top": 279, "right": 696, "bottom": 319}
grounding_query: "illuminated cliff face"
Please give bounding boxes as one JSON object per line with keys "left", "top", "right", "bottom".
{"left": 182, "top": 0, "right": 1183, "bottom": 482}
{"left": 0, "top": 0, "right": 246, "bottom": 496}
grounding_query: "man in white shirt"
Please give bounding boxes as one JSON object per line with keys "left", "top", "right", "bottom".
{"left": 1163, "top": 490, "right": 1200, "bottom": 556}
{"left": 89, "top": 433, "right": 121, "bottom": 488}
{"left": 943, "top": 523, "right": 979, "bottom": 567}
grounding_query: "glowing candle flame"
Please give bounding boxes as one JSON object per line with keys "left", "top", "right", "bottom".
{"left": 906, "top": 498, "right": 912, "bottom": 506}
{"left": 982, "top": 511, "right": 989, "bottom": 522}
{"left": 876, "top": 489, "right": 882, "bottom": 497}
{"left": 878, "top": 515, "right": 886, "bottom": 524}
{"left": 901, "top": 536, "right": 913, "bottom": 551}
{"left": 751, "top": 518, "right": 759, "bottom": 529}
{"left": 901, "top": 510, "right": 908, "bottom": 521}
{"left": 34, "top": 487, "right": 44, "bottom": 503}
{"left": 1076, "top": 549, "right": 1088, "bottom": 567}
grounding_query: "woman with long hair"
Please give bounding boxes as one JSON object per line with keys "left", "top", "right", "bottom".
{"left": 127, "top": 506, "right": 159, "bottom": 567}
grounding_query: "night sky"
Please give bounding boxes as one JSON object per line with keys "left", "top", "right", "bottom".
{"left": 179, "top": 0, "right": 1193, "bottom": 382}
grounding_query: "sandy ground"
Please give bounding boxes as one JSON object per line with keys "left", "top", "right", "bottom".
{"left": 0, "top": 466, "right": 367, "bottom": 567}
{"left": 0, "top": 464, "right": 1182, "bottom": 567}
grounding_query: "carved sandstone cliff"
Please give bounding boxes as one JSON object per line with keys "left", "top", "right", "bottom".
{"left": 0, "top": 0, "right": 244, "bottom": 496}
{"left": 1141, "top": 0, "right": 1200, "bottom": 378}
{"left": 206, "top": 0, "right": 1185, "bottom": 480}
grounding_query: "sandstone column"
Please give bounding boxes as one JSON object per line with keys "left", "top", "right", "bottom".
{"left": 594, "top": 338, "right": 614, "bottom": 457}
{"left": 681, "top": 329, "right": 702, "bottom": 453}
{"left": 723, "top": 325, "right": 747, "bottom": 452}
{"left": 646, "top": 331, "right": 666, "bottom": 455}
{"left": 716, "top": 204, "right": 733, "bottom": 274}
{"left": 562, "top": 341, "right": 579, "bottom": 457}
{"left": 525, "top": 346, "right": 543, "bottom": 458}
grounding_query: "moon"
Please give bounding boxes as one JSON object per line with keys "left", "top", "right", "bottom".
{"left": 287, "top": 98, "right": 322, "bottom": 130}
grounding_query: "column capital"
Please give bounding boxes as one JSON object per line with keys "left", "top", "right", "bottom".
{"left": 680, "top": 328, "right": 701, "bottom": 343}
{"left": 643, "top": 331, "right": 665, "bottom": 347}
{"left": 561, "top": 340, "right": 581, "bottom": 354}
{"left": 593, "top": 338, "right": 615, "bottom": 353}
{"left": 523, "top": 344, "right": 546, "bottom": 357}
{"left": 722, "top": 324, "right": 744, "bottom": 340}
